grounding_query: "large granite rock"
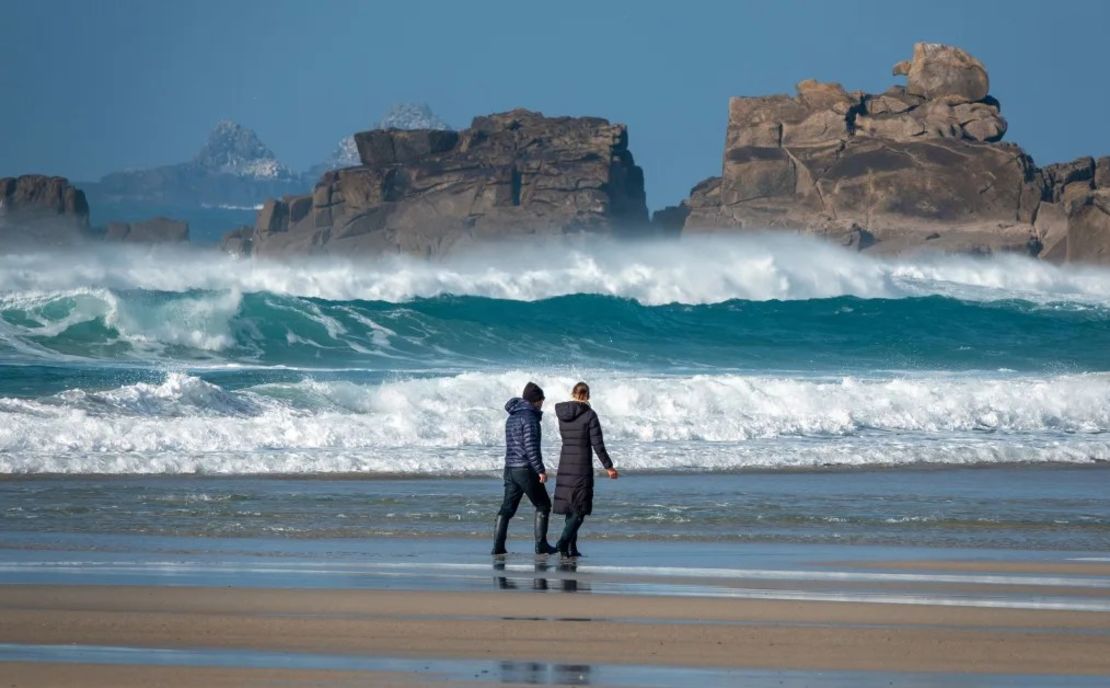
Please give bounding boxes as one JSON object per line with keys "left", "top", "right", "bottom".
{"left": 103, "top": 217, "right": 190, "bottom": 243}
{"left": 893, "top": 43, "right": 990, "bottom": 103}
{"left": 682, "top": 42, "right": 1110, "bottom": 263}
{"left": 0, "top": 175, "right": 91, "bottom": 246}
{"left": 237, "top": 109, "right": 648, "bottom": 257}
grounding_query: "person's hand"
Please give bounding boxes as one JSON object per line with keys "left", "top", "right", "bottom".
{"left": 538, "top": 472, "right": 548, "bottom": 484}
{"left": 606, "top": 468, "right": 619, "bottom": 480}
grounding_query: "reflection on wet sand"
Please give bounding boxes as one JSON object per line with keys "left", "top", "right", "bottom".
{"left": 493, "top": 560, "right": 588, "bottom": 593}
{"left": 500, "top": 660, "right": 592, "bottom": 685}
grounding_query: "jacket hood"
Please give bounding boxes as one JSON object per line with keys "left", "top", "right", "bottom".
{"left": 555, "top": 400, "right": 590, "bottom": 422}
{"left": 505, "top": 397, "right": 541, "bottom": 416}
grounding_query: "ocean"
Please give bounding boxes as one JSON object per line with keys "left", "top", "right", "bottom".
{"left": 2, "top": 233, "right": 1109, "bottom": 552}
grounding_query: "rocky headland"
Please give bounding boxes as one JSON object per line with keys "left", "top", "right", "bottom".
{"left": 671, "top": 42, "right": 1110, "bottom": 262}
{"left": 4, "top": 43, "right": 1109, "bottom": 263}
{"left": 243, "top": 109, "right": 647, "bottom": 258}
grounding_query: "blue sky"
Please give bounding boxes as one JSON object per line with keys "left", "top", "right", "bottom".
{"left": 2, "top": 0, "right": 1108, "bottom": 209}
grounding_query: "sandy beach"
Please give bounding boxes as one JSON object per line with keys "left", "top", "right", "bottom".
{"left": 2, "top": 578, "right": 1109, "bottom": 687}
{"left": 3, "top": 471, "right": 1109, "bottom": 686}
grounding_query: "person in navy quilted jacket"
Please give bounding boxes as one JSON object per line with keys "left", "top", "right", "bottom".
{"left": 491, "top": 382, "right": 557, "bottom": 556}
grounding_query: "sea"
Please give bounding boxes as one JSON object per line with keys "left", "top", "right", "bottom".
{"left": 1, "top": 233, "right": 1109, "bottom": 553}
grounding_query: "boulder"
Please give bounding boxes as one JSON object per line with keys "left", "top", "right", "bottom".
{"left": 219, "top": 226, "right": 254, "bottom": 255}
{"left": 1043, "top": 157, "right": 1095, "bottom": 202}
{"left": 247, "top": 109, "right": 649, "bottom": 257}
{"left": 899, "top": 42, "right": 990, "bottom": 103}
{"left": 102, "top": 217, "right": 189, "bottom": 243}
{"left": 1065, "top": 191, "right": 1110, "bottom": 264}
{"left": 353, "top": 129, "right": 460, "bottom": 166}
{"left": 1034, "top": 201, "right": 1069, "bottom": 263}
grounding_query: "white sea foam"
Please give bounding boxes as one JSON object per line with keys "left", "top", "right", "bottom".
{"left": 2, "top": 234, "right": 1110, "bottom": 306}
{"left": 2, "top": 370, "right": 1108, "bottom": 473}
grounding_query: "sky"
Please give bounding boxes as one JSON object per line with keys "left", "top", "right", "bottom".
{"left": 2, "top": 0, "right": 1108, "bottom": 210}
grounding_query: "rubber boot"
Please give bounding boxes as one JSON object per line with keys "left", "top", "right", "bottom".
{"left": 556, "top": 514, "right": 580, "bottom": 558}
{"left": 491, "top": 515, "right": 509, "bottom": 556}
{"left": 534, "top": 511, "right": 557, "bottom": 555}
{"left": 569, "top": 532, "right": 583, "bottom": 558}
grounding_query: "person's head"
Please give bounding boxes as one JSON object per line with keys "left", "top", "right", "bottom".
{"left": 571, "top": 381, "right": 590, "bottom": 402}
{"left": 522, "top": 381, "right": 545, "bottom": 409}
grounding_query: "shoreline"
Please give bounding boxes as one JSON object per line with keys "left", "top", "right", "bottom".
{"left": 4, "top": 460, "right": 1110, "bottom": 480}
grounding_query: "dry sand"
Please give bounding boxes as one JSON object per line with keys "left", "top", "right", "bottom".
{"left": 1, "top": 584, "right": 1108, "bottom": 687}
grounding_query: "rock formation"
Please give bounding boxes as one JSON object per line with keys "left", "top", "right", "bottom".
{"left": 218, "top": 226, "right": 253, "bottom": 255}
{"left": 236, "top": 109, "right": 648, "bottom": 257}
{"left": 679, "top": 42, "right": 1110, "bottom": 263}
{"left": 0, "top": 175, "right": 197, "bottom": 249}
{"left": 305, "top": 104, "right": 452, "bottom": 182}
{"left": 0, "top": 175, "right": 90, "bottom": 246}
{"left": 103, "top": 217, "right": 189, "bottom": 243}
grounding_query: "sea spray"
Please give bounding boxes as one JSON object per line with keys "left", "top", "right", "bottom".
{"left": 4, "top": 233, "right": 1110, "bottom": 305}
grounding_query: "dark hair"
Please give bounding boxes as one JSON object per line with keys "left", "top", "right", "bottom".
{"left": 571, "top": 382, "right": 590, "bottom": 401}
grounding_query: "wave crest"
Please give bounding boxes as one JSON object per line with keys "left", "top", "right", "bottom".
{"left": 3, "top": 234, "right": 1110, "bottom": 305}
{"left": 2, "top": 371, "right": 1108, "bottom": 473}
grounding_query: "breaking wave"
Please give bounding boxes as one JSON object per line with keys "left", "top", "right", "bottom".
{"left": 2, "top": 371, "right": 1108, "bottom": 474}
{"left": 3, "top": 233, "right": 1109, "bottom": 475}
{"left": 2, "top": 289, "right": 1109, "bottom": 373}
{"left": 3, "top": 233, "right": 1110, "bottom": 305}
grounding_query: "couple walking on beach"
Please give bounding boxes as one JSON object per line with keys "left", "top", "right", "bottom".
{"left": 492, "top": 381, "right": 619, "bottom": 558}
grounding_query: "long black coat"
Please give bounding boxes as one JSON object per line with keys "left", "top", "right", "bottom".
{"left": 553, "top": 401, "right": 613, "bottom": 516}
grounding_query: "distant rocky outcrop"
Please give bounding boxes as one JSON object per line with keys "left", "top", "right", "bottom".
{"left": 679, "top": 42, "right": 1110, "bottom": 263}
{"left": 305, "top": 104, "right": 452, "bottom": 181}
{"left": 87, "top": 120, "right": 302, "bottom": 208}
{"left": 0, "top": 175, "right": 196, "bottom": 248}
{"left": 0, "top": 175, "right": 90, "bottom": 246}
{"left": 233, "top": 109, "right": 648, "bottom": 257}
{"left": 103, "top": 216, "right": 189, "bottom": 243}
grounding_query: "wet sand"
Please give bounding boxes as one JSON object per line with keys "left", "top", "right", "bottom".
{"left": 1, "top": 584, "right": 1108, "bottom": 685}
{"left": 1, "top": 662, "right": 438, "bottom": 688}
{"left": 832, "top": 559, "right": 1110, "bottom": 577}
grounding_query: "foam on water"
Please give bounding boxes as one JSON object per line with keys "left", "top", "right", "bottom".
{"left": 3, "top": 234, "right": 1109, "bottom": 475}
{"left": 2, "top": 371, "right": 1108, "bottom": 474}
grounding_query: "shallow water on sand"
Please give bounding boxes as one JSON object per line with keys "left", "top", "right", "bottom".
{"left": 3, "top": 466, "right": 1108, "bottom": 551}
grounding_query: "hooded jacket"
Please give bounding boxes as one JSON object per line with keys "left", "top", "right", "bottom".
{"left": 553, "top": 401, "right": 613, "bottom": 515}
{"left": 504, "top": 397, "right": 545, "bottom": 474}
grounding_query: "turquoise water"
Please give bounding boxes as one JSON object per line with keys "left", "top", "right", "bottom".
{"left": 3, "top": 292, "right": 1110, "bottom": 374}
{"left": 1, "top": 234, "right": 1109, "bottom": 477}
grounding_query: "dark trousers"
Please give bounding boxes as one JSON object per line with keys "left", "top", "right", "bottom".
{"left": 498, "top": 467, "right": 551, "bottom": 518}
{"left": 559, "top": 512, "right": 585, "bottom": 544}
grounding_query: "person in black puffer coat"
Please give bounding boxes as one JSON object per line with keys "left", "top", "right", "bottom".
{"left": 491, "top": 381, "right": 558, "bottom": 556}
{"left": 553, "top": 382, "right": 619, "bottom": 557}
